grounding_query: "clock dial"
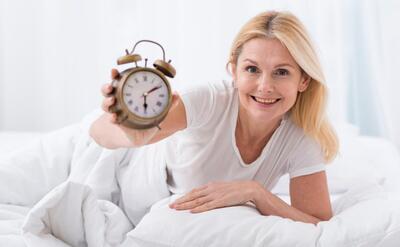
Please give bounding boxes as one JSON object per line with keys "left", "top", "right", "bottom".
{"left": 122, "top": 71, "right": 169, "bottom": 118}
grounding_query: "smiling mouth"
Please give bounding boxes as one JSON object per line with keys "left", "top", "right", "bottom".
{"left": 250, "top": 95, "right": 281, "bottom": 105}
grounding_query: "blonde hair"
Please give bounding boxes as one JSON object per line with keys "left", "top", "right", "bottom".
{"left": 227, "top": 11, "right": 338, "bottom": 162}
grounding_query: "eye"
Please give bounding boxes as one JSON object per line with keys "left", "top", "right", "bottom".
{"left": 274, "top": 68, "right": 289, "bottom": 76}
{"left": 245, "top": 65, "right": 259, "bottom": 74}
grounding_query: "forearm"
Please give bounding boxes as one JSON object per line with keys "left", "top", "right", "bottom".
{"left": 251, "top": 182, "right": 322, "bottom": 225}
{"left": 89, "top": 114, "right": 132, "bottom": 149}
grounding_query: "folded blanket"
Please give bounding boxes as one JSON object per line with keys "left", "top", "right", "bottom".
{"left": 22, "top": 181, "right": 133, "bottom": 247}
{"left": 0, "top": 109, "right": 170, "bottom": 246}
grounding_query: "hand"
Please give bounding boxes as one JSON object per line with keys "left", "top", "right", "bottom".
{"left": 101, "top": 68, "right": 120, "bottom": 123}
{"left": 100, "top": 69, "right": 159, "bottom": 147}
{"left": 169, "top": 180, "right": 260, "bottom": 213}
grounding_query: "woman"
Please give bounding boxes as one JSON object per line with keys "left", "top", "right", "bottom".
{"left": 90, "top": 10, "right": 338, "bottom": 225}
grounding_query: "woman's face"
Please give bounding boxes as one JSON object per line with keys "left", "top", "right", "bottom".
{"left": 232, "top": 37, "right": 309, "bottom": 122}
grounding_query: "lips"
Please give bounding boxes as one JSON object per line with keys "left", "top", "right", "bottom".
{"left": 250, "top": 95, "right": 281, "bottom": 105}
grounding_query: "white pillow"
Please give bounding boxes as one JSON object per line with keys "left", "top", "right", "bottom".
{"left": 125, "top": 184, "right": 400, "bottom": 247}
{"left": 326, "top": 135, "right": 400, "bottom": 193}
{"left": 125, "top": 195, "right": 318, "bottom": 247}
{"left": 272, "top": 122, "right": 400, "bottom": 195}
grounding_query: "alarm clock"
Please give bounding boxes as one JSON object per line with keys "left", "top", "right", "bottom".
{"left": 109, "top": 40, "right": 176, "bottom": 130}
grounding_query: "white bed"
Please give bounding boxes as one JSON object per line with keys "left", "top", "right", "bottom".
{"left": 1, "top": 114, "right": 400, "bottom": 247}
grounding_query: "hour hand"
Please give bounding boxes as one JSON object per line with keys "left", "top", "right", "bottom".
{"left": 143, "top": 95, "right": 148, "bottom": 114}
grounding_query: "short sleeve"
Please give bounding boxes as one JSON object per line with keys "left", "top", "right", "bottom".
{"left": 288, "top": 135, "right": 326, "bottom": 179}
{"left": 178, "top": 83, "right": 216, "bottom": 129}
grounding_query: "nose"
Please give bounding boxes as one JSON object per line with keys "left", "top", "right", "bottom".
{"left": 257, "top": 74, "right": 274, "bottom": 94}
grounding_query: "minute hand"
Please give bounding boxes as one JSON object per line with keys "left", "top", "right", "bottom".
{"left": 144, "top": 85, "right": 162, "bottom": 96}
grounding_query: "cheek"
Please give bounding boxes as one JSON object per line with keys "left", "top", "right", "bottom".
{"left": 280, "top": 86, "right": 300, "bottom": 108}
{"left": 235, "top": 73, "right": 256, "bottom": 92}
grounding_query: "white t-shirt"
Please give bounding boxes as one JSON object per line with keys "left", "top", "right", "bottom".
{"left": 164, "top": 80, "right": 325, "bottom": 194}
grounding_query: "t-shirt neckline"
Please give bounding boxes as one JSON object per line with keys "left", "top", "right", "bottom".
{"left": 230, "top": 90, "right": 288, "bottom": 168}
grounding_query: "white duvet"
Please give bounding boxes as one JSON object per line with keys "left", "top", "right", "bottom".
{"left": 1, "top": 110, "right": 400, "bottom": 247}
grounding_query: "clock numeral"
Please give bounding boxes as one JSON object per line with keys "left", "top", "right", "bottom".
{"left": 135, "top": 78, "right": 139, "bottom": 83}
{"left": 143, "top": 75, "right": 147, "bottom": 82}
{"left": 134, "top": 106, "right": 139, "bottom": 112}
{"left": 128, "top": 100, "right": 133, "bottom": 105}
{"left": 151, "top": 78, "right": 155, "bottom": 84}
{"left": 156, "top": 101, "right": 162, "bottom": 107}
{"left": 159, "top": 94, "right": 165, "bottom": 98}
{"left": 125, "top": 93, "right": 131, "bottom": 96}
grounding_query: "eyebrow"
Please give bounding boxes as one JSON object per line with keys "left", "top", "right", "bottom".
{"left": 243, "top": 59, "right": 295, "bottom": 69}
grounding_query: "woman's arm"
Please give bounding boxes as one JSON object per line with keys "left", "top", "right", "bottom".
{"left": 170, "top": 171, "right": 332, "bottom": 225}
{"left": 89, "top": 113, "right": 132, "bottom": 149}
{"left": 90, "top": 93, "right": 187, "bottom": 149}
{"left": 253, "top": 171, "right": 332, "bottom": 224}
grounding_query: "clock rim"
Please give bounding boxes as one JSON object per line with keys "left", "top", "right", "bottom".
{"left": 117, "top": 67, "right": 173, "bottom": 127}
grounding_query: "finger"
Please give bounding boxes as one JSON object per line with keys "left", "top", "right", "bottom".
{"left": 173, "top": 196, "right": 211, "bottom": 210}
{"left": 111, "top": 68, "right": 120, "bottom": 79}
{"left": 190, "top": 201, "right": 218, "bottom": 214}
{"left": 102, "top": 97, "right": 115, "bottom": 112}
{"left": 101, "top": 83, "right": 114, "bottom": 97}
{"left": 171, "top": 186, "right": 208, "bottom": 206}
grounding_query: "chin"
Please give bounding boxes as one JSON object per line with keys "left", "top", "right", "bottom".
{"left": 250, "top": 109, "right": 279, "bottom": 121}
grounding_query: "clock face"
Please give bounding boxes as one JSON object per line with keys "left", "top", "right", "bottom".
{"left": 122, "top": 70, "right": 170, "bottom": 119}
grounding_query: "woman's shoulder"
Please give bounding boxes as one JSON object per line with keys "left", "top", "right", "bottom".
{"left": 280, "top": 116, "right": 326, "bottom": 177}
{"left": 280, "top": 115, "right": 323, "bottom": 152}
{"left": 177, "top": 80, "right": 235, "bottom": 97}
{"left": 176, "top": 80, "right": 236, "bottom": 129}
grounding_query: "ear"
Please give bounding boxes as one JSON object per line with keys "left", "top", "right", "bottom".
{"left": 299, "top": 73, "right": 311, "bottom": 92}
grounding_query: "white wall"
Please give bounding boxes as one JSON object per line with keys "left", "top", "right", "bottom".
{"left": 379, "top": 0, "right": 400, "bottom": 150}
{"left": 0, "top": 0, "right": 5, "bottom": 130}
{"left": 0, "top": 0, "right": 399, "bottom": 151}
{"left": 0, "top": 0, "right": 235, "bottom": 131}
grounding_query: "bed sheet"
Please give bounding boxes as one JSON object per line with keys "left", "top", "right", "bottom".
{"left": 0, "top": 132, "right": 43, "bottom": 158}
{"left": 1, "top": 118, "right": 400, "bottom": 246}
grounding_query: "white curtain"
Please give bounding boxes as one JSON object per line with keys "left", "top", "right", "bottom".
{"left": 1, "top": 0, "right": 399, "bottom": 149}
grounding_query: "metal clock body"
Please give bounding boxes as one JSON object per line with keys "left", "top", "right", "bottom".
{"left": 109, "top": 40, "right": 176, "bottom": 129}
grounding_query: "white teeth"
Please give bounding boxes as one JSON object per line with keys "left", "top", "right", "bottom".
{"left": 254, "top": 96, "right": 279, "bottom": 104}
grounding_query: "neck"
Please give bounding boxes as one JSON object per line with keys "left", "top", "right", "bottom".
{"left": 235, "top": 105, "right": 282, "bottom": 146}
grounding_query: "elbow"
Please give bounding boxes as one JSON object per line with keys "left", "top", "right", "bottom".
{"left": 89, "top": 123, "right": 97, "bottom": 141}
{"left": 89, "top": 123, "right": 102, "bottom": 145}
{"left": 318, "top": 214, "right": 333, "bottom": 222}
{"left": 312, "top": 214, "right": 333, "bottom": 226}
{"left": 319, "top": 210, "right": 333, "bottom": 221}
